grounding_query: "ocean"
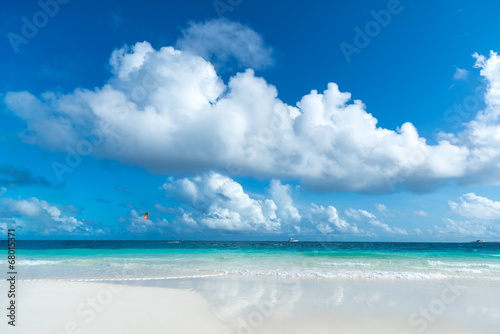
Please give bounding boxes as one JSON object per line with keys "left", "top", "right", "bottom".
{"left": 2, "top": 241, "right": 500, "bottom": 281}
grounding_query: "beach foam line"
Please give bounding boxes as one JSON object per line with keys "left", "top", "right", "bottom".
{"left": 427, "top": 260, "right": 500, "bottom": 268}
{"left": 20, "top": 273, "right": 225, "bottom": 282}
{"left": 0, "top": 259, "right": 61, "bottom": 265}
{"left": 17, "top": 267, "right": 500, "bottom": 282}
{"left": 221, "top": 269, "right": 500, "bottom": 280}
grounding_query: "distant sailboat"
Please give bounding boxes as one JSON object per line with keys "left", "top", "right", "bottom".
{"left": 288, "top": 238, "right": 299, "bottom": 242}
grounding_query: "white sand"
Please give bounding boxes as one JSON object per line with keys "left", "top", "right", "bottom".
{"left": 1, "top": 277, "right": 499, "bottom": 333}
{"left": 0, "top": 280, "right": 232, "bottom": 334}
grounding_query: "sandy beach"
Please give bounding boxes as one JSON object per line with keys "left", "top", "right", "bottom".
{"left": 2, "top": 277, "right": 499, "bottom": 334}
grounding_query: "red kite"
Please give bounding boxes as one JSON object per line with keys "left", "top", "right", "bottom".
{"left": 144, "top": 212, "right": 150, "bottom": 220}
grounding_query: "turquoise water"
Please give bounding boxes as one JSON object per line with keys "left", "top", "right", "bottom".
{"left": 2, "top": 241, "right": 500, "bottom": 280}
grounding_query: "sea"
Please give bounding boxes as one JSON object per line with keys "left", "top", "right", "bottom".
{"left": 2, "top": 241, "right": 500, "bottom": 281}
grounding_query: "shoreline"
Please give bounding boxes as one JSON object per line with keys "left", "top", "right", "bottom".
{"left": 15, "top": 271, "right": 500, "bottom": 282}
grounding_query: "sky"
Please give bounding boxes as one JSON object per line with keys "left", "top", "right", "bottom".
{"left": 1, "top": 0, "right": 500, "bottom": 241}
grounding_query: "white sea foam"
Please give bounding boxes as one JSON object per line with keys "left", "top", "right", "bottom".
{"left": 20, "top": 273, "right": 225, "bottom": 282}
{"left": 319, "top": 261, "right": 373, "bottom": 267}
{"left": 12, "top": 251, "right": 500, "bottom": 281}
{"left": 220, "top": 269, "right": 457, "bottom": 280}
{"left": 16, "top": 260, "right": 60, "bottom": 266}
{"left": 428, "top": 260, "right": 500, "bottom": 268}
{"left": 16, "top": 265, "right": 500, "bottom": 281}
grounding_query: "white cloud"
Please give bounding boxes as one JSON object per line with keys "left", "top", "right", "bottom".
{"left": 160, "top": 173, "right": 410, "bottom": 236}
{"left": 435, "top": 218, "right": 497, "bottom": 238}
{"left": 449, "top": 193, "right": 500, "bottom": 220}
{"left": 345, "top": 208, "right": 376, "bottom": 221}
{"left": 473, "top": 51, "right": 500, "bottom": 111}
{"left": 375, "top": 203, "right": 393, "bottom": 217}
{"left": 175, "top": 212, "right": 197, "bottom": 228}
{"left": 176, "top": 19, "right": 273, "bottom": 70}
{"left": 6, "top": 21, "right": 500, "bottom": 194}
{"left": 161, "top": 174, "right": 415, "bottom": 236}
{"left": 269, "top": 179, "right": 301, "bottom": 223}
{"left": 3, "top": 198, "right": 42, "bottom": 216}
{"left": 163, "top": 172, "right": 280, "bottom": 232}
{"left": 453, "top": 67, "right": 469, "bottom": 81}
{"left": 0, "top": 187, "right": 7, "bottom": 197}
{"left": 436, "top": 192, "right": 500, "bottom": 239}
{"left": 414, "top": 210, "right": 428, "bottom": 217}
{"left": 345, "top": 208, "right": 407, "bottom": 235}
{"left": 309, "top": 204, "right": 359, "bottom": 234}
{"left": 0, "top": 197, "right": 96, "bottom": 235}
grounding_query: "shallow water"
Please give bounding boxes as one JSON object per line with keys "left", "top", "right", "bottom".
{"left": 2, "top": 240, "right": 500, "bottom": 280}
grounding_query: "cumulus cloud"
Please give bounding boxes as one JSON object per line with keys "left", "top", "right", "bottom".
{"left": 473, "top": 51, "right": 500, "bottom": 117}
{"left": 308, "top": 204, "right": 360, "bottom": 235}
{"left": 0, "top": 196, "right": 101, "bottom": 235}
{"left": 176, "top": 19, "right": 273, "bottom": 70}
{"left": 174, "top": 212, "right": 197, "bottom": 228}
{"left": 160, "top": 173, "right": 408, "bottom": 236}
{"left": 163, "top": 172, "right": 280, "bottom": 232}
{"left": 5, "top": 20, "right": 500, "bottom": 193}
{"left": 434, "top": 193, "right": 500, "bottom": 239}
{"left": 269, "top": 179, "right": 301, "bottom": 223}
{"left": 449, "top": 193, "right": 500, "bottom": 220}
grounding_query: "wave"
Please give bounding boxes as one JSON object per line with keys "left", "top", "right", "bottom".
{"left": 427, "top": 260, "right": 500, "bottom": 268}
{"left": 221, "top": 269, "right": 497, "bottom": 280}
{"left": 17, "top": 269, "right": 500, "bottom": 281}
{"left": 319, "top": 261, "right": 373, "bottom": 267}
{"left": 20, "top": 273, "right": 225, "bottom": 282}
{"left": 8, "top": 252, "right": 500, "bottom": 281}
{"left": 6, "top": 260, "right": 61, "bottom": 266}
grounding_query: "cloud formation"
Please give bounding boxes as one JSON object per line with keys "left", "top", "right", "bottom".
{"left": 269, "top": 179, "right": 301, "bottom": 223}
{"left": 345, "top": 208, "right": 407, "bottom": 235}
{"left": 176, "top": 19, "right": 273, "bottom": 70}
{"left": 163, "top": 172, "right": 280, "bottom": 232}
{"left": 453, "top": 67, "right": 469, "bottom": 81}
{"left": 2, "top": 176, "right": 491, "bottom": 239}
{"left": 4, "top": 19, "right": 500, "bottom": 193}
{"left": 436, "top": 218, "right": 497, "bottom": 238}
{"left": 449, "top": 193, "right": 500, "bottom": 220}
{"left": 0, "top": 196, "right": 103, "bottom": 235}
{"left": 160, "top": 172, "right": 407, "bottom": 237}
{"left": 414, "top": 210, "right": 428, "bottom": 217}
{"left": 436, "top": 193, "right": 500, "bottom": 239}
{"left": 308, "top": 204, "right": 359, "bottom": 235}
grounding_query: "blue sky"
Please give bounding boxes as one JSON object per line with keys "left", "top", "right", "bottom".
{"left": 1, "top": 0, "right": 500, "bottom": 240}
